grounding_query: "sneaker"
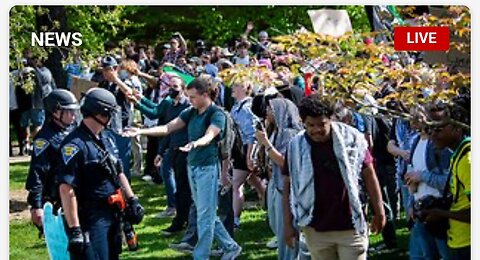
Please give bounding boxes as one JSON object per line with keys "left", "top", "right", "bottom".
{"left": 23, "top": 142, "right": 31, "bottom": 156}
{"left": 155, "top": 207, "right": 176, "bottom": 218}
{"left": 160, "top": 225, "right": 184, "bottom": 236}
{"left": 368, "top": 243, "right": 390, "bottom": 254}
{"left": 266, "top": 237, "right": 278, "bottom": 249}
{"left": 221, "top": 245, "right": 242, "bottom": 260}
{"left": 233, "top": 220, "right": 240, "bottom": 231}
{"left": 211, "top": 248, "right": 224, "bottom": 257}
{"left": 169, "top": 242, "right": 194, "bottom": 253}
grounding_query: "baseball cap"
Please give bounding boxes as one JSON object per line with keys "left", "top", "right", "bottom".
{"left": 259, "top": 31, "right": 268, "bottom": 38}
{"left": 101, "top": 56, "right": 118, "bottom": 69}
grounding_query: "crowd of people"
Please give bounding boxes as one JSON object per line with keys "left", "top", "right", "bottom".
{"left": 12, "top": 22, "right": 471, "bottom": 260}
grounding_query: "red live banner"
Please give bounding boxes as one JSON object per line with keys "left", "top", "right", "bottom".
{"left": 394, "top": 27, "right": 450, "bottom": 51}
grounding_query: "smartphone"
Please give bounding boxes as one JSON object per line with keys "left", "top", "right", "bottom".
{"left": 255, "top": 121, "right": 265, "bottom": 131}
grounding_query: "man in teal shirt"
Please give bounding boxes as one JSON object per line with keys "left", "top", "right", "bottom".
{"left": 124, "top": 77, "right": 241, "bottom": 260}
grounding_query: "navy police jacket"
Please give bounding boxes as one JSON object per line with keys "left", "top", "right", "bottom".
{"left": 25, "top": 120, "right": 73, "bottom": 209}
{"left": 57, "top": 122, "right": 124, "bottom": 206}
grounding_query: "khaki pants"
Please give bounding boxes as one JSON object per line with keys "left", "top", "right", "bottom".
{"left": 302, "top": 227, "right": 368, "bottom": 260}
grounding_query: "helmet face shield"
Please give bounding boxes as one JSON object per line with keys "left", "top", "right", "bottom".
{"left": 59, "top": 103, "right": 80, "bottom": 110}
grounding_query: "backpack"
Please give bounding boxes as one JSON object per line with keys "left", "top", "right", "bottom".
{"left": 209, "top": 106, "right": 239, "bottom": 160}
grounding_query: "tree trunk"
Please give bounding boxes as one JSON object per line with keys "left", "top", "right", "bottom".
{"left": 36, "top": 6, "right": 68, "bottom": 89}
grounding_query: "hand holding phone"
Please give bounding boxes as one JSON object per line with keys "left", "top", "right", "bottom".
{"left": 255, "top": 121, "right": 265, "bottom": 132}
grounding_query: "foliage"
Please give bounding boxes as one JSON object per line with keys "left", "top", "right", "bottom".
{"left": 121, "top": 6, "right": 370, "bottom": 47}
{"left": 10, "top": 6, "right": 370, "bottom": 69}
{"left": 9, "top": 6, "right": 132, "bottom": 70}
{"left": 9, "top": 6, "right": 44, "bottom": 69}
{"left": 218, "top": 6, "right": 470, "bottom": 129}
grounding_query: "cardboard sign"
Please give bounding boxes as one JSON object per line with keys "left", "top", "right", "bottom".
{"left": 307, "top": 9, "right": 353, "bottom": 37}
{"left": 71, "top": 76, "right": 98, "bottom": 100}
{"left": 423, "top": 7, "right": 470, "bottom": 73}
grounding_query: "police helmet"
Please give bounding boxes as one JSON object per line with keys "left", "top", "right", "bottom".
{"left": 43, "top": 89, "right": 80, "bottom": 115}
{"left": 80, "top": 88, "right": 119, "bottom": 118}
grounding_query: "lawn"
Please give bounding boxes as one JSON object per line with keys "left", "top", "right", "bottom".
{"left": 10, "top": 161, "right": 409, "bottom": 259}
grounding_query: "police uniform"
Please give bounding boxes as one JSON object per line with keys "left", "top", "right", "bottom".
{"left": 58, "top": 122, "right": 124, "bottom": 260}
{"left": 25, "top": 121, "right": 74, "bottom": 209}
{"left": 25, "top": 89, "right": 79, "bottom": 211}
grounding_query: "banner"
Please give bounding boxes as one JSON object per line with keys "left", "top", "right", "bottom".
{"left": 307, "top": 9, "right": 353, "bottom": 37}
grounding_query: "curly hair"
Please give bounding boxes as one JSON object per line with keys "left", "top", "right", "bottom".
{"left": 298, "top": 94, "right": 334, "bottom": 121}
{"left": 120, "top": 59, "right": 139, "bottom": 74}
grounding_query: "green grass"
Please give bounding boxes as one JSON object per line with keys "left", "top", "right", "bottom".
{"left": 10, "top": 162, "right": 29, "bottom": 190}
{"left": 10, "top": 162, "right": 409, "bottom": 259}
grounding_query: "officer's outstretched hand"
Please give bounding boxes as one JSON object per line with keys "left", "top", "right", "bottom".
{"left": 125, "top": 197, "right": 144, "bottom": 225}
{"left": 68, "top": 226, "right": 88, "bottom": 254}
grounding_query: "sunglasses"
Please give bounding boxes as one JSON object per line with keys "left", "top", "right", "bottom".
{"left": 425, "top": 122, "right": 449, "bottom": 134}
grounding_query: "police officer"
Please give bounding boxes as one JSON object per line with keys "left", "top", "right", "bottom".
{"left": 58, "top": 88, "right": 144, "bottom": 260}
{"left": 25, "top": 89, "right": 79, "bottom": 230}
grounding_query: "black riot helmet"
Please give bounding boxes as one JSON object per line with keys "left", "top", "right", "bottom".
{"left": 43, "top": 89, "right": 80, "bottom": 115}
{"left": 80, "top": 88, "right": 119, "bottom": 119}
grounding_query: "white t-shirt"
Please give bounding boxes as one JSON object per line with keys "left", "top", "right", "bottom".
{"left": 233, "top": 56, "right": 249, "bottom": 66}
{"left": 412, "top": 138, "right": 441, "bottom": 200}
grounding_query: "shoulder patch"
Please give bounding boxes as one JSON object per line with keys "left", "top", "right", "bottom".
{"left": 62, "top": 144, "right": 80, "bottom": 165}
{"left": 34, "top": 138, "right": 50, "bottom": 156}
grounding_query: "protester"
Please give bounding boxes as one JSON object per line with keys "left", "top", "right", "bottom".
{"left": 424, "top": 95, "right": 471, "bottom": 260}
{"left": 129, "top": 76, "right": 192, "bottom": 234}
{"left": 119, "top": 59, "right": 144, "bottom": 177}
{"left": 404, "top": 110, "right": 452, "bottom": 259}
{"left": 96, "top": 56, "right": 134, "bottom": 180}
{"left": 233, "top": 41, "right": 251, "bottom": 66}
{"left": 163, "top": 32, "right": 187, "bottom": 65}
{"left": 256, "top": 98, "right": 303, "bottom": 259}
{"left": 123, "top": 77, "right": 242, "bottom": 259}
{"left": 283, "top": 95, "right": 386, "bottom": 260}
{"left": 230, "top": 79, "right": 265, "bottom": 230}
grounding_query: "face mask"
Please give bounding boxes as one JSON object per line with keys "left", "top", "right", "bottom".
{"left": 118, "top": 70, "right": 129, "bottom": 80}
{"left": 168, "top": 88, "right": 180, "bottom": 99}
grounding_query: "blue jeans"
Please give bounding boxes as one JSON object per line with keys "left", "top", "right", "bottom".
{"left": 160, "top": 149, "right": 176, "bottom": 208}
{"left": 267, "top": 182, "right": 299, "bottom": 260}
{"left": 409, "top": 220, "right": 450, "bottom": 260}
{"left": 113, "top": 133, "right": 132, "bottom": 180}
{"left": 187, "top": 163, "right": 238, "bottom": 260}
{"left": 181, "top": 183, "right": 234, "bottom": 246}
{"left": 399, "top": 179, "right": 410, "bottom": 212}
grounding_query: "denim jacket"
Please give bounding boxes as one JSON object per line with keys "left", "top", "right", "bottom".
{"left": 394, "top": 119, "right": 419, "bottom": 183}
{"left": 410, "top": 135, "right": 453, "bottom": 192}
{"left": 231, "top": 97, "right": 258, "bottom": 145}
{"left": 407, "top": 135, "right": 453, "bottom": 209}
